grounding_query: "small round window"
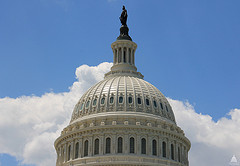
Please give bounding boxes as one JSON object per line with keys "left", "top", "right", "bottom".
{"left": 128, "top": 96, "right": 132, "bottom": 104}
{"left": 119, "top": 96, "right": 123, "bottom": 103}
{"left": 137, "top": 97, "right": 142, "bottom": 104}
{"left": 146, "top": 99, "right": 150, "bottom": 106}
{"left": 93, "top": 99, "right": 97, "bottom": 106}
{"left": 86, "top": 101, "right": 90, "bottom": 108}
{"left": 153, "top": 100, "right": 157, "bottom": 107}
{"left": 110, "top": 96, "right": 114, "bottom": 104}
{"left": 101, "top": 98, "right": 105, "bottom": 105}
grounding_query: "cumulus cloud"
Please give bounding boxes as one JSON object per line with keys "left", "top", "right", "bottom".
{"left": 0, "top": 62, "right": 112, "bottom": 166}
{"left": 0, "top": 61, "right": 239, "bottom": 166}
{"left": 168, "top": 98, "right": 240, "bottom": 166}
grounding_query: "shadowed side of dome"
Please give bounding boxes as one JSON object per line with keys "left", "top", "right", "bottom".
{"left": 70, "top": 76, "right": 176, "bottom": 124}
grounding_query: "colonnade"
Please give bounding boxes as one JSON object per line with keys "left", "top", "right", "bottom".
{"left": 56, "top": 132, "right": 188, "bottom": 165}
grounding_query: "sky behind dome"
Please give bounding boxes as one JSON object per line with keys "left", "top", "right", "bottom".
{"left": 0, "top": 0, "right": 240, "bottom": 166}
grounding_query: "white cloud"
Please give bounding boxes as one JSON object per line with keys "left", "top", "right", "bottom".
{"left": 0, "top": 62, "right": 112, "bottom": 166}
{"left": 0, "top": 62, "right": 239, "bottom": 166}
{"left": 168, "top": 98, "right": 240, "bottom": 166}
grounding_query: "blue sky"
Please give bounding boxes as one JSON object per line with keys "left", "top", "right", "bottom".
{"left": 0, "top": 0, "right": 240, "bottom": 165}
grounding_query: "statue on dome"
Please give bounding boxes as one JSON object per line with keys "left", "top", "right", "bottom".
{"left": 120, "top": 5, "right": 127, "bottom": 26}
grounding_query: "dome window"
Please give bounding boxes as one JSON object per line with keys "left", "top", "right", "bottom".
{"left": 128, "top": 96, "right": 133, "bottom": 104}
{"left": 160, "top": 102, "right": 163, "bottom": 110}
{"left": 130, "top": 137, "right": 135, "bottom": 153}
{"left": 153, "top": 100, "right": 157, "bottom": 107}
{"left": 86, "top": 101, "right": 90, "bottom": 108}
{"left": 152, "top": 139, "right": 157, "bottom": 156}
{"left": 119, "top": 96, "right": 123, "bottom": 103}
{"left": 94, "top": 139, "right": 99, "bottom": 155}
{"left": 178, "top": 147, "right": 181, "bottom": 162}
{"left": 137, "top": 97, "right": 142, "bottom": 104}
{"left": 106, "top": 137, "right": 111, "bottom": 154}
{"left": 75, "top": 142, "right": 79, "bottom": 159}
{"left": 93, "top": 99, "right": 97, "bottom": 106}
{"left": 166, "top": 105, "right": 169, "bottom": 112}
{"left": 117, "top": 137, "right": 123, "bottom": 153}
{"left": 146, "top": 99, "right": 150, "bottom": 106}
{"left": 68, "top": 145, "right": 71, "bottom": 161}
{"left": 101, "top": 98, "right": 105, "bottom": 105}
{"left": 171, "top": 144, "right": 174, "bottom": 160}
{"left": 110, "top": 96, "right": 114, "bottom": 104}
{"left": 162, "top": 141, "right": 166, "bottom": 158}
{"left": 80, "top": 103, "right": 84, "bottom": 110}
{"left": 141, "top": 138, "right": 146, "bottom": 154}
{"left": 84, "top": 140, "right": 88, "bottom": 157}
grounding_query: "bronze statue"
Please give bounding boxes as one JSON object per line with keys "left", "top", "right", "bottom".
{"left": 119, "top": 6, "right": 127, "bottom": 26}
{"left": 117, "top": 5, "right": 132, "bottom": 41}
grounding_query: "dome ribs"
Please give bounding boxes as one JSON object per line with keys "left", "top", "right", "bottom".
{"left": 106, "top": 76, "right": 117, "bottom": 112}
{"left": 71, "top": 76, "right": 176, "bottom": 124}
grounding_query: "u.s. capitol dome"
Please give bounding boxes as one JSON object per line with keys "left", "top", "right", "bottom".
{"left": 54, "top": 7, "right": 190, "bottom": 166}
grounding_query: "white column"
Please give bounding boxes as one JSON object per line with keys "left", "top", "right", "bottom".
{"left": 126, "top": 47, "right": 129, "bottom": 64}
{"left": 137, "top": 135, "right": 141, "bottom": 155}
{"left": 124, "top": 134, "right": 128, "bottom": 154}
{"left": 158, "top": 138, "right": 161, "bottom": 157}
{"left": 100, "top": 135, "right": 104, "bottom": 155}
{"left": 112, "top": 134, "right": 116, "bottom": 154}
{"left": 89, "top": 136, "right": 93, "bottom": 156}
{"left": 64, "top": 143, "right": 67, "bottom": 162}
{"left": 79, "top": 138, "right": 83, "bottom": 158}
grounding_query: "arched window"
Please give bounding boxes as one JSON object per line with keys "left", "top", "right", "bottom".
{"left": 178, "top": 147, "right": 181, "bottom": 162}
{"left": 146, "top": 99, "right": 150, "bottom": 106}
{"left": 68, "top": 145, "right": 71, "bottom": 161}
{"left": 153, "top": 100, "right": 157, "bottom": 107}
{"left": 106, "top": 137, "right": 111, "bottom": 154}
{"left": 141, "top": 138, "right": 146, "bottom": 154}
{"left": 128, "top": 48, "right": 131, "bottom": 63}
{"left": 166, "top": 105, "right": 169, "bottom": 112}
{"left": 128, "top": 96, "right": 132, "bottom": 104}
{"left": 160, "top": 102, "right": 163, "bottom": 109}
{"left": 137, "top": 97, "right": 142, "bottom": 104}
{"left": 75, "top": 142, "right": 79, "bottom": 159}
{"left": 118, "top": 137, "right": 123, "bottom": 153}
{"left": 152, "top": 140, "right": 157, "bottom": 156}
{"left": 80, "top": 103, "right": 84, "bottom": 110}
{"left": 93, "top": 99, "right": 97, "bottom": 106}
{"left": 171, "top": 144, "right": 174, "bottom": 160}
{"left": 130, "top": 137, "right": 135, "bottom": 153}
{"left": 162, "top": 141, "right": 166, "bottom": 158}
{"left": 119, "top": 96, "right": 123, "bottom": 103}
{"left": 101, "top": 97, "right": 105, "bottom": 105}
{"left": 94, "top": 139, "right": 99, "bottom": 155}
{"left": 84, "top": 140, "right": 88, "bottom": 157}
{"left": 86, "top": 101, "right": 90, "bottom": 108}
{"left": 110, "top": 96, "right": 114, "bottom": 104}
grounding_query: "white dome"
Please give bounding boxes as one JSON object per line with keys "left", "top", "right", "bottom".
{"left": 71, "top": 76, "right": 176, "bottom": 124}
{"left": 55, "top": 22, "right": 190, "bottom": 166}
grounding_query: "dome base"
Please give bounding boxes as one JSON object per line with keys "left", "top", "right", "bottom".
{"left": 60, "top": 155, "right": 187, "bottom": 166}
